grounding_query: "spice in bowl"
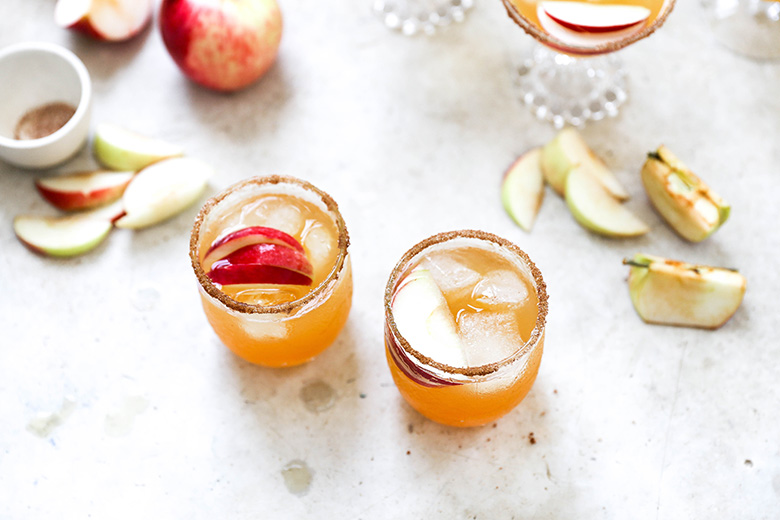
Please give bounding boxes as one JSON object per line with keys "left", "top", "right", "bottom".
{"left": 14, "top": 101, "right": 77, "bottom": 140}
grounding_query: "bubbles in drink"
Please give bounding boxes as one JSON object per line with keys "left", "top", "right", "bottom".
{"left": 472, "top": 269, "right": 530, "bottom": 308}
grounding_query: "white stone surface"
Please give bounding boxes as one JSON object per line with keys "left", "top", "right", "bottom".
{"left": 1, "top": 1, "right": 779, "bottom": 518}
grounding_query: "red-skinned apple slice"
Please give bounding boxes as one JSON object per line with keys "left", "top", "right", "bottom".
{"left": 207, "top": 243, "right": 313, "bottom": 286}
{"left": 202, "top": 226, "right": 304, "bottom": 273}
{"left": 35, "top": 170, "right": 133, "bottom": 211}
{"left": 55, "top": 0, "right": 154, "bottom": 42}
{"left": 14, "top": 208, "right": 115, "bottom": 257}
{"left": 541, "top": 2, "right": 650, "bottom": 33}
{"left": 501, "top": 148, "right": 545, "bottom": 232}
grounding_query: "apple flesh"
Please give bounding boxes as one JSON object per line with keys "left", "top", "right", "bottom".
{"left": 55, "top": 0, "right": 153, "bottom": 41}
{"left": 541, "top": 2, "right": 650, "bottom": 33}
{"left": 565, "top": 166, "right": 649, "bottom": 237}
{"left": 93, "top": 123, "right": 184, "bottom": 172}
{"left": 114, "top": 157, "right": 212, "bottom": 229}
{"left": 541, "top": 127, "right": 628, "bottom": 200}
{"left": 207, "top": 242, "right": 313, "bottom": 286}
{"left": 14, "top": 211, "right": 113, "bottom": 257}
{"left": 35, "top": 170, "right": 133, "bottom": 211}
{"left": 641, "top": 146, "right": 730, "bottom": 242}
{"left": 159, "top": 0, "right": 283, "bottom": 92}
{"left": 391, "top": 268, "right": 467, "bottom": 369}
{"left": 203, "top": 226, "right": 305, "bottom": 273}
{"left": 624, "top": 253, "right": 746, "bottom": 329}
{"left": 501, "top": 148, "right": 545, "bottom": 232}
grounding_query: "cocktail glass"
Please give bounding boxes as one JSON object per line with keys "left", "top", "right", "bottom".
{"left": 501, "top": 0, "right": 676, "bottom": 127}
{"left": 711, "top": 0, "right": 780, "bottom": 60}
{"left": 190, "top": 176, "right": 352, "bottom": 367}
{"left": 374, "top": 0, "right": 474, "bottom": 35}
{"left": 384, "top": 230, "right": 549, "bottom": 427}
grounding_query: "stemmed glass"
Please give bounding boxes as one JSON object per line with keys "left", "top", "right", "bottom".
{"left": 374, "top": 0, "right": 474, "bottom": 35}
{"left": 501, "top": 0, "right": 676, "bottom": 127}
{"left": 711, "top": 0, "right": 780, "bottom": 60}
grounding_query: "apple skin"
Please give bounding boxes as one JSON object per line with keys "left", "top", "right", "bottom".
{"left": 93, "top": 123, "right": 184, "bottom": 172}
{"left": 13, "top": 213, "right": 113, "bottom": 257}
{"left": 501, "top": 148, "right": 545, "bottom": 232}
{"left": 541, "top": 2, "right": 650, "bottom": 33}
{"left": 35, "top": 170, "right": 133, "bottom": 211}
{"left": 159, "top": 0, "right": 283, "bottom": 92}
{"left": 625, "top": 254, "right": 746, "bottom": 329}
{"left": 203, "top": 226, "right": 305, "bottom": 272}
{"left": 207, "top": 243, "right": 313, "bottom": 286}
{"left": 55, "top": 0, "right": 154, "bottom": 42}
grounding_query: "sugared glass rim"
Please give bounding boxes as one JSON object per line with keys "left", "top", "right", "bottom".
{"left": 384, "top": 229, "right": 549, "bottom": 378}
{"left": 501, "top": 0, "right": 676, "bottom": 56}
{"left": 190, "top": 175, "right": 350, "bottom": 315}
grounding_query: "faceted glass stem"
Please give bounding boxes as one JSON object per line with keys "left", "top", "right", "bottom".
{"left": 515, "top": 45, "right": 627, "bottom": 129}
{"left": 373, "top": 0, "right": 473, "bottom": 36}
{"left": 712, "top": 0, "right": 780, "bottom": 60}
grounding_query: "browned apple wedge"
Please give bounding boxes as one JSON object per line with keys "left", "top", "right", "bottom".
{"left": 624, "top": 253, "right": 746, "bottom": 329}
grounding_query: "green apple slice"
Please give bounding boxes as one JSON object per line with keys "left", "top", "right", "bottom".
{"left": 565, "top": 166, "right": 649, "bottom": 237}
{"left": 501, "top": 148, "right": 545, "bottom": 232}
{"left": 114, "top": 157, "right": 212, "bottom": 229}
{"left": 641, "top": 146, "right": 730, "bottom": 242}
{"left": 541, "top": 127, "right": 629, "bottom": 200}
{"left": 14, "top": 211, "right": 113, "bottom": 257}
{"left": 391, "top": 268, "right": 467, "bottom": 368}
{"left": 624, "top": 253, "right": 746, "bottom": 329}
{"left": 93, "top": 123, "right": 184, "bottom": 171}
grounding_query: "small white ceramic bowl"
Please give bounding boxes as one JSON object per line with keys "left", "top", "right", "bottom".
{"left": 0, "top": 41, "right": 92, "bottom": 169}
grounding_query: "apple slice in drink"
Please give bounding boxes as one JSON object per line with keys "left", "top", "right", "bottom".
{"left": 14, "top": 210, "right": 114, "bottom": 257}
{"left": 541, "top": 127, "right": 628, "bottom": 200}
{"left": 541, "top": 2, "right": 650, "bottom": 33}
{"left": 501, "top": 148, "right": 545, "bottom": 232}
{"left": 391, "top": 268, "right": 467, "bottom": 369}
{"left": 202, "top": 226, "right": 305, "bottom": 273}
{"left": 624, "top": 253, "right": 746, "bottom": 329}
{"left": 207, "top": 243, "right": 314, "bottom": 286}
{"left": 93, "top": 123, "right": 184, "bottom": 172}
{"left": 565, "top": 166, "right": 649, "bottom": 237}
{"left": 641, "top": 146, "right": 730, "bottom": 242}
{"left": 55, "top": 0, "right": 154, "bottom": 42}
{"left": 114, "top": 157, "right": 212, "bottom": 229}
{"left": 35, "top": 170, "right": 133, "bottom": 211}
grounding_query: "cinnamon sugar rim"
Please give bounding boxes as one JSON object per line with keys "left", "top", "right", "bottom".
{"left": 501, "top": 0, "right": 676, "bottom": 56}
{"left": 383, "top": 229, "right": 549, "bottom": 378}
{"left": 190, "top": 175, "right": 350, "bottom": 315}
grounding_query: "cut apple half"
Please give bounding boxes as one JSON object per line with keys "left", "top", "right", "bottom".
{"left": 207, "top": 242, "right": 313, "bottom": 286}
{"left": 641, "top": 146, "right": 730, "bottom": 242}
{"left": 624, "top": 253, "right": 746, "bottom": 329}
{"left": 541, "top": 2, "right": 650, "bottom": 33}
{"left": 203, "top": 226, "right": 305, "bottom": 273}
{"left": 501, "top": 148, "right": 545, "bottom": 232}
{"left": 35, "top": 170, "right": 134, "bottom": 211}
{"left": 565, "top": 166, "right": 649, "bottom": 237}
{"left": 541, "top": 127, "right": 628, "bottom": 200}
{"left": 14, "top": 210, "right": 113, "bottom": 257}
{"left": 93, "top": 123, "right": 184, "bottom": 172}
{"left": 55, "top": 0, "right": 154, "bottom": 42}
{"left": 114, "top": 157, "right": 212, "bottom": 229}
{"left": 391, "top": 268, "right": 467, "bottom": 369}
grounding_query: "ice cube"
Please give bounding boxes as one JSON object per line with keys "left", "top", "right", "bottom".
{"left": 419, "top": 251, "right": 481, "bottom": 301}
{"left": 256, "top": 198, "right": 305, "bottom": 237}
{"left": 472, "top": 269, "right": 530, "bottom": 307}
{"left": 457, "top": 310, "right": 522, "bottom": 367}
{"left": 303, "top": 223, "right": 335, "bottom": 274}
{"left": 241, "top": 313, "right": 289, "bottom": 341}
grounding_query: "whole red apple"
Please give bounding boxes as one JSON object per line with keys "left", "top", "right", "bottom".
{"left": 159, "top": 0, "right": 282, "bottom": 92}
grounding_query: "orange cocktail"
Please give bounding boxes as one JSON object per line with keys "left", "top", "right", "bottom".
{"left": 190, "top": 176, "right": 351, "bottom": 367}
{"left": 384, "top": 230, "right": 548, "bottom": 427}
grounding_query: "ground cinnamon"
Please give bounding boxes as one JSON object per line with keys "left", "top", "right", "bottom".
{"left": 14, "top": 102, "right": 76, "bottom": 140}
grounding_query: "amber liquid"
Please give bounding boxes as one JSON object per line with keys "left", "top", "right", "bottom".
{"left": 510, "top": 0, "right": 667, "bottom": 30}
{"left": 198, "top": 190, "right": 352, "bottom": 367}
{"left": 387, "top": 242, "right": 543, "bottom": 427}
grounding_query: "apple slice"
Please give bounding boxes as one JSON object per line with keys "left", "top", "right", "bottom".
{"left": 114, "top": 157, "right": 212, "bottom": 229}
{"left": 14, "top": 211, "right": 113, "bottom": 257}
{"left": 55, "top": 0, "right": 153, "bottom": 42}
{"left": 624, "top": 253, "right": 746, "bottom": 329}
{"left": 203, "top": 226, "right": 305, "bottom": 272}
{"left": 35, "top": 170, "right": 133, "bottom": 211}
{"left": 565, "top": 166, "right": 649, "bottom": 237}
{"left": 641, "top": 146, "right": 730, "bottom": 242}
{"left": 207, "top": 243, "right": 313, "bottom": 286}
{"left": 391, "top": 268, "right": 467, "bottom": 369}
{"left": 541, "top": 127, "right": 628, "bottom": 200}
{"left": 93, "top": 123, "right": 184, "bottom": 172}
{"left": 541, "top": 2, "right": 650, "bottom": 33}
{"left": 501, "top": 148, "right": 545, "bottom": 232}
